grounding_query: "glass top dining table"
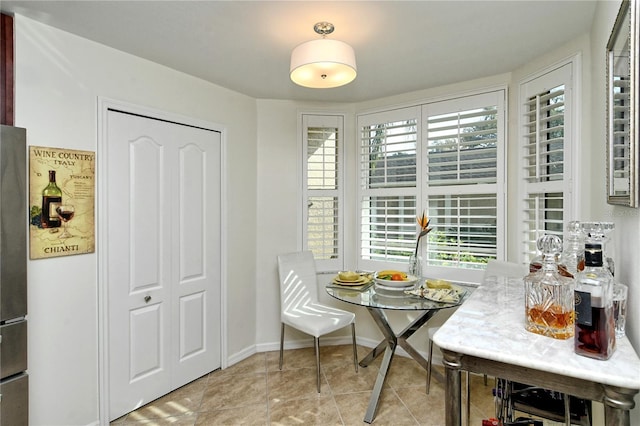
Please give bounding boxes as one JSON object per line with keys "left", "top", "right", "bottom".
{"left": 326, "top": 280, "right": 475, "bottom": 423}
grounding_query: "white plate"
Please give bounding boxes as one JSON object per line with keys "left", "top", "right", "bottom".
{"left": 333, "top": 276, "right": 370, "bottom": 286}
{"left": 374, "top": 281, "right": 416, "bottom": 292}
{"left": 374, "top": 273, "right": 419, "bottom": 288}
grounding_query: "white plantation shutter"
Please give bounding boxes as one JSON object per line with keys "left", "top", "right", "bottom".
{"left": 523, "top": 87, "right": 565, "bottom": 183}
{"left": 302, "top": 115, "right": 343, "bottom": 269}
{"left": 523, "top": 192, "right": 564, "bottom": 259}
{"left": 358, "top": 107, "right": 419, "bottom": 262}
{"left": 360, "top": 116, "right": 418, "bottom": 189}
{"left": 357, "top": 92, "right": 505, "bottom": 279}
{"left": 423, "top": 91, "right": 504, "bottom": 272}
{"left": 360, "top": 195, "right": 416, "bottom": 261}
{"left": 519, "top": 62, "right": 575, "bottom": 263}
{"left": 427, "top": 107, "right": 498, "bottom": 186}
{"left": 427, "top": 194, "right": 498, "bottom": 269}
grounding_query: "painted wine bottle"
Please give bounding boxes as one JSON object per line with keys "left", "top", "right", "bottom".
{"left": 41, "top": 170, "right": 62, "bottom": 228}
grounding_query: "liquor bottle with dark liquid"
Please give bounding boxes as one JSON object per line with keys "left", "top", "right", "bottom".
{"left": 574, "top": 243, "right": 616, "bottom": 360}
{"left": 579, "top": 222, "right": 615, "bottom": 276}
{"left": 524, "top": 234, "right": 575, "bottom": 339}
{"left": 41, "top": 170, "right": 62, "bottom": 228}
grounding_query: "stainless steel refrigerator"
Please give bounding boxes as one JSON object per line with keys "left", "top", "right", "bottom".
{"left": 0, "top": 125, "right": 28, "bottom": 425}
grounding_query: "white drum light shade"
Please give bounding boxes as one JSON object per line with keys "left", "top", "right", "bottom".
{"left": 290, "top": 38, "right": 357, "bottom": 88}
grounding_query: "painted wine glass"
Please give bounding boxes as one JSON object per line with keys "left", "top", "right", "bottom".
{"left": 55, "top": 205, "right": 75, "bottom": 238}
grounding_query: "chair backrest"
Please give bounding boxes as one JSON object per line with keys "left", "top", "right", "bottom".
{"left": 483, "top": 260, "right": 528, "bottom": 279}
{"left": 277, "top": 251, "right": 319, "bottom": 312}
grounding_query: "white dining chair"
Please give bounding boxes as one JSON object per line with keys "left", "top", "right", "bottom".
{"left": 277, "top": 251, "right": 358, "bottom": 392}
{"left": 426, "top": 260, "right": 528, "bottom": 425}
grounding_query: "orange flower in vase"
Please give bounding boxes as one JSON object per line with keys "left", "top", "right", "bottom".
{"left": 415, "top": 212, "right": 432, "bottom": 257}
{"left": 409, "top": 212, "right": 432, "bottom": 277}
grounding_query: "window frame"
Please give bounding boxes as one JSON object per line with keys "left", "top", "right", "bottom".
{"left": 357, "top": 106, "right": 420, "bottom": 272}
{"left": 421, "top": 91, "right": 507, "bottom": 283}
{"left": 300, "top": 113, "right": 345, "bottom": 272}
{"left": 517, "top": 56, "right": 581, "bottom": 264}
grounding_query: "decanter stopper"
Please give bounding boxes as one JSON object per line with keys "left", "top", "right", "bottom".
{"left": 538, "top": 234, "right": 563, "bottom": 271}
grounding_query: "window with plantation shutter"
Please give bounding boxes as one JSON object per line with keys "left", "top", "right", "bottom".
{"left": 358, "top": 107, "right": 419, "bottom": 263}
{"left": 423, "top": 92, "right": 504, "bottom": 273}
{"left": 519, "top": 62, "right": 576, "bottom": 263}
{"left": 302, "top": 114, "right": 343, "bottom": 270}
{"left": 358, "top": 92, "right": 505, "bottom": 281}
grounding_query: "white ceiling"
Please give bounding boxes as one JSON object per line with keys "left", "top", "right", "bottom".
{"left": 1, "top": 0, "right": 597, "bottom": 103}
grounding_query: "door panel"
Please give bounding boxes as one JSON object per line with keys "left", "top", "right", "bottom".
{"left": 107, "top": 110, "right": 221, "bottom": 420}
{"left": 130, "top": 304, "right": 163, "bottom": 381}
{"left": 130, "top": 137, "right": 164, "bottom": 289}
{"left": 179, "top": 145, "right": 205, "bottom": 280}
{"left": 172, "top": 127, "right": 221, "bottom": 388}
{"left": 179, "top": 291, "right": 205, "bottom": 358}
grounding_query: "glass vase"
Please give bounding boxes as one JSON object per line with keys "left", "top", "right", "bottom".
{"left": 408, "top": 254, "right": 422, "bottom": 278}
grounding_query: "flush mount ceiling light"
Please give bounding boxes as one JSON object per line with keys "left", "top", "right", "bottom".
{"left": 290, "top": 22, "right": 357, "bottom": 89}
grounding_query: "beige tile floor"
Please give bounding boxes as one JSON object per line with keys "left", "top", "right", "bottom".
{"left": 110, "top": 344, "right": 499, "bottom": 425}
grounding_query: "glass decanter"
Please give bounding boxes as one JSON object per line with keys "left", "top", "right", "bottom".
{"left": 579, "top": 222, "right": 615, "bottom": 276}
{"left": 559, "top": 221, "right": 585, "bottom": 278}
{"left": 524, "top": 234, "right": 575, "bottom": 339}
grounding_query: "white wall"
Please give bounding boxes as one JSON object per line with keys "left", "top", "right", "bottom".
{"left": 15, "top": 16, "right": 257, "bottom": 425}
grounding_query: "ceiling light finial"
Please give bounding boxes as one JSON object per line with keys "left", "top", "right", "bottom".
{"left": 313, "top": 22, "right": 334, "bottom": 37}
{"left": 290, "top": 22, "right": 357, "bottom": 89}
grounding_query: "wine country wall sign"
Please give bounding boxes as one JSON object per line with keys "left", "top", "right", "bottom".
{"left": 29, "top": 146, "right": 95, "bottom": 259}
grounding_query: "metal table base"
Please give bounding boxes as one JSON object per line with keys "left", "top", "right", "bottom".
{"left": 360, "top": 307, "right": 442, "bottom": 423}
{"left": 441, "top": 349, "right": 638, "bottom": 426}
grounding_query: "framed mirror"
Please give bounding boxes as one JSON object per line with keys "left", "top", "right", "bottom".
{"left": 606, "top": 0, "right": 638, "bottom": 207}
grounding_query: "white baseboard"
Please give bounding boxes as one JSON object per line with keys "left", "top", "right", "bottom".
{"left": 227, "top": 344, "right": 258, "bottom": 367}
{"left": 228, "top": 336, "right": 444, "bottom": 369}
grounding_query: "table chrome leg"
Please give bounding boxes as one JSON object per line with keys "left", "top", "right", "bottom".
{"left": 362, "top": 308, "right": 439, "bottom": 423}
{"left": 359, "top": 340, "right": 387, "bottom": 367}
{"left": 603, "top": 385, "right": 635, "bottom": 426}
{"left": 364, "top": 339, "right": 396, "bottom": 423}
{"left": 396, "top": 310, "right": 435, "bottom": 370}
{"left": 442, "top": 349, "right": 463, "bottom": 426}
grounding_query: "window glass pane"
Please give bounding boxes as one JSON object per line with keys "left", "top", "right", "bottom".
{"left": 307, "top": 196, "right": 339, "bottom": 260}
{"left": 303, "top": 115, "right": 343, "bottom": 267}
{"left": 360, "top": 120, "right": 417, "bottom": 189}
{"left": 307, "top": 127, "right": 338, "bottom": 190}
{"left": 524, "top": 86, "right": 565, "bottom": 183}
{"left": 427, "top": 107, "right": 498, "bottom": 186}
{"left": 427, "top": 194, "right": 497, "bottom": 269}
{"left": 523, "top": 192, "right": 564, "bottom": 259}
{"left": 360, "top": 196, "right": 416, "bottom": 261}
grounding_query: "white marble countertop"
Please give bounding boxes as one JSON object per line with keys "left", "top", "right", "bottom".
{"left": 433, "top": 274, "right": 640, "bottom": 390}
